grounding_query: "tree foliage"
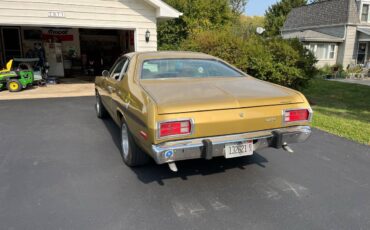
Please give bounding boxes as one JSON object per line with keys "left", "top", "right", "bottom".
{"left": 181, "top": 27, "right": 317, "bottom": 89}
{"left": 239, "top": 16, "right": 265, "bottom": 36}
{"left": 264, "top": 0, "right": 307, "bottom": 37}
{"left": 230, "top": 0, "right": 249, "bottom": 15}
{"left": 158, "top": 0, "right": 235, "bottom": 50}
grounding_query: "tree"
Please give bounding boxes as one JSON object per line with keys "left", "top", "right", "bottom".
{"left": 158, "top": 0, "right": 236, "bottom": 50}
{"left": 264, "top": 0, "right": 307, "bottom": 37}
{"left": 230, "top": 0, "right": 248, "bottom": 15}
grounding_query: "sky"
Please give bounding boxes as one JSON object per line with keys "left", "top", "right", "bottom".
{"left": 245, "top": 0, "right": 278, "bottom": 16}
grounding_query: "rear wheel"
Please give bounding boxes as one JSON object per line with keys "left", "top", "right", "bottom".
{"left": 121, "top": 122, "right": 151, "bottom": 167}
{"left": 7, "top": 79, "right": 22, "bottom": 92}
{"left": 96, "top": 92, "right": 108, "bottom": 119}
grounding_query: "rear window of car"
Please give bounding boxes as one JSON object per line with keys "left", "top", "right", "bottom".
{"left": 141, "top": 59, "right": 243, "bottom": 79}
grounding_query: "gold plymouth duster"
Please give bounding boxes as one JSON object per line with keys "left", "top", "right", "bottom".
{"left": 95, "top": 52, "right": 312, "bottom": 171}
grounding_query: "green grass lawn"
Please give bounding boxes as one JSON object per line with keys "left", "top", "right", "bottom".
{"left": 302, "top": 79, "right": 370, "bottom": 145}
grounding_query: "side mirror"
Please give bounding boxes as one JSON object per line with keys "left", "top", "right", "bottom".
{"left": 102, "top": 70, "right": 110, "bottom": 77}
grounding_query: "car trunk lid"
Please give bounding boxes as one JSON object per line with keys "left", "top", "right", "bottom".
{"left": 140, "top": 77, "right": 304, "bottom": 115}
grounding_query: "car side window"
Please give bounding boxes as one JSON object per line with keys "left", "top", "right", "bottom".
{"left": 118, "top": 58, "right": 130, "bottom": 81}
{"left": 109, "top": 58, "right": 122, "bottom": 74}
{"left": 110, "top": 57, "right": 127, "bottom": 80}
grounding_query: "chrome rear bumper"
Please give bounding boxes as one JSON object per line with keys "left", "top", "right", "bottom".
{"left": 150, "top": 126, "right": 311, "bottom": 164}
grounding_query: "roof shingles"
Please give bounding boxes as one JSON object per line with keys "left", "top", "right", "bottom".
{"left": 283, "top": 0, "right": 359, "bottom": 31}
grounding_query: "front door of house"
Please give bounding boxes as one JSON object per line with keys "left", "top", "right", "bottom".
{"left": 357, "top": 42, "right": 368, "bottom": 65}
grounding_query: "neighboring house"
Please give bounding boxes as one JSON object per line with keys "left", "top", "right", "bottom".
{"left": 0, "top": 0, "right": 181, "bottom": 76}
{"left": 282, "top": 0, "right": 370, "bottom": 68}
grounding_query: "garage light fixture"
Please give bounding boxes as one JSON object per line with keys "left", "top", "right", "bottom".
{"left": 145, "top": 30, "right": 150, "bottom": 43}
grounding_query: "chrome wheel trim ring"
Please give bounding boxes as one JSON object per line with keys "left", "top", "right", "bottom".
{"left": 121, "top": 123, "right": 129, "bottom": 158}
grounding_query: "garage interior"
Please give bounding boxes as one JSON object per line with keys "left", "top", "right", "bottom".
{"left": 0, "top": 26, "right": 135, "bottom": 81}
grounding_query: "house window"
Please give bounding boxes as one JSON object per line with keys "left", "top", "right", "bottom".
{"left": 362, "top": 4, "right": 370, "bottom": 22}
{"left": 329, "top": 44, "right": 335, "bottom": 59}
{"left": 316, "top": 44, "right": 328, "bottom": 60}
{"left": 307, "top": 43, "right": 336, "bottom": 60}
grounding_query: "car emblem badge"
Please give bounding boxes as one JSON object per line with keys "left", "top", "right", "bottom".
{"left": 165, "top": 150, "right": 174, "bottom": 158}
{"left": 239, "top": 113, "right": 245, "bottom": 118}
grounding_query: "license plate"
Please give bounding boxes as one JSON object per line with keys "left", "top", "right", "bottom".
{"left": 225, "top": 141, "right": 254, "bottom": 159}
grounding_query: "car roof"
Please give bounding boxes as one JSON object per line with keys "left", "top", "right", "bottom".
{"left": 124, "top": 51, "right": 217, "bottom": 60}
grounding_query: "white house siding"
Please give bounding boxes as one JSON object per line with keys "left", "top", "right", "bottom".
{"left": 316, "top": 59, "right": 338, "bottom": 67}
{"left": 337, "top": 26, "right": 357, "bottom": 67}
{"left": 0, "top": 0, "right": 158, "bottom": 51}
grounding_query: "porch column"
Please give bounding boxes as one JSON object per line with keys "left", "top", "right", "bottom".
{"left": 337, "top": 26, "right": 357, "bottom": 67}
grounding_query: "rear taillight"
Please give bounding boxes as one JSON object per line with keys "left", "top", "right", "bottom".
{"left": 284, "top": 109, "right": 310, "bottom": 123}
{"left": 159, "top": 120, "right": 192, "bottom": 138}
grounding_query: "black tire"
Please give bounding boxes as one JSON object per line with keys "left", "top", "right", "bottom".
{"left": 95, "top": 92, "right": 108, "bottom": 119}
{"left": 120, "top": 122, "right": 151, "bottom": 167}
{"left": 7, "top": 79, "right": 22, "bottom": 92}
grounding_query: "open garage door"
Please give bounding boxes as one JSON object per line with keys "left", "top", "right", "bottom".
{"left": 0, "top": 27, "right": 136, "bottom": 77}
{"left": 79, "top": 29, "right": 135, "bottom": 76}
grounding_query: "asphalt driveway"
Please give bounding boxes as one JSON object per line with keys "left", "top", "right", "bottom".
{"left": 0, "top": 97, "right": 369, "bottom": 230}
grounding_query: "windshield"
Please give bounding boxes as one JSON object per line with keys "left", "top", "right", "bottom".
{"left": 141, "top": 59, "right": 243, "bottom": 79}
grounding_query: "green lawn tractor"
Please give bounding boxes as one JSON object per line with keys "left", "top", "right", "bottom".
{"left": 0, "top": 59, "right": 35, "bottom": 92}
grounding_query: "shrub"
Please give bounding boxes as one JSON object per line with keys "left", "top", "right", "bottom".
{"left": 181, "top": 28, "right": 248, "bottom": 69}
{"left": 181, "top": 28, "right": 317, "bottom": 89}
{"left": 318, "top": 64, "right": 348, "bottom": 79}
{"left": 317, "top": 64, "right": 333, "bottom": 79}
